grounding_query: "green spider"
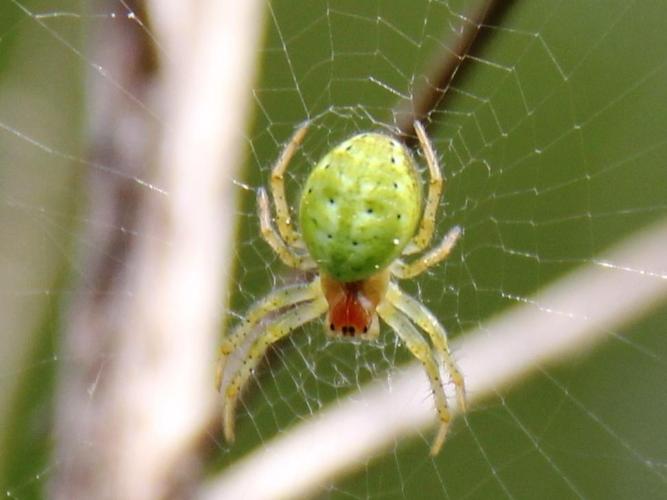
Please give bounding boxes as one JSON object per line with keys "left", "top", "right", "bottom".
{"left": 217, "top": 121, "right": 465, "bottom": 455}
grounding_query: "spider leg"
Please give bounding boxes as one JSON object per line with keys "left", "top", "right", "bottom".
{"left": 377, "top": 300, "right": 452, "bottom": 456}
{"left": 270, "top": 122, "right": 310, "bottom": 249}
{"left": 258, "top": 187, "right": 316, "bottom": 270}
{"left": 385, "top": 282, "right": 465, "bottom": 412}
{"left": 216, "top": 277, "right": 322, "bottom": 390}
{"left": 403, "top": 120, "right": 444, "bottom": 256}
{"left": 222, "top": 295, "right": 328, "bottom": 443}
{"left": 392, "top": 225, "right": 461, "bottom": 279}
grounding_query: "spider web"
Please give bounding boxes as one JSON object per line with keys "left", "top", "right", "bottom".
{"left": 1, "top": 0, "right": 667, "bottom": 499}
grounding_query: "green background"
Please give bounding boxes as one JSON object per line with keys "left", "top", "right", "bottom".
{"left": 1, "top": 0, "right": 666, "bottom": 498}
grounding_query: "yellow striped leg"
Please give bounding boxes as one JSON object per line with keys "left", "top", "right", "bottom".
{"left": 385, "top": 282, "right": 465, "bottom": 412}
{"left": 403, "top": 120, "right": 444, "bottom": 255}
{"left": 377, "top": 301, "right": 451, "bottom": 456}
{"left": 258, "top": 188, "right": 315, "bottom": 270}
{"left": 393, "top": 225, "right": 461, "bottom": 279}
{"left": 216, "top": 277, "right": 322, "bottom": 390}
{"left": 223, "top": 296, "right": 328, "bottom": 443}
{"left": 270, "top": 122, "right": 309, "bottom": 248}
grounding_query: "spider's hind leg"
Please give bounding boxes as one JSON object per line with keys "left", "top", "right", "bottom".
{"left": 403, "top": 120, "right": 444, "bottom": 256}
{"left": 270, "top": 122, "right": 310, "bottom": 248}
{"left": 257, "top": 188, "right": 316, "bottom": 270}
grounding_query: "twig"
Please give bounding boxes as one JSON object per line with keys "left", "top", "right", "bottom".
{"left": 395, "top": 0, "right": 512, "bottom": 140}
{"left": 200, "top": 219, "right": 667, "bottom": 500}
{"left": 51, "top": 1, "right": 265, "bottom": 498}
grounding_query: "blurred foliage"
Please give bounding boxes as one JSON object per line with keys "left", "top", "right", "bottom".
{"left": 0, "top": 0, "right": 82, "bottom": 498}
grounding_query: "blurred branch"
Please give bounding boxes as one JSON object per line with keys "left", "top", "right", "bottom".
{"left": 395, "top": 0, "right": 512, "bottom": 141}
{"left": 51, "top": 1, "right": 264, "bottom": 499}
{"left": 201, "top": 218, "right": 667, "bottom": 500}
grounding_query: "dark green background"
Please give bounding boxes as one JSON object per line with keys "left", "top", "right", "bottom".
{"left": 224, "top": 1, "right": 667, "bottom": 498}
{"left": 1, "top": 0, "right": 666, "bottom": 499}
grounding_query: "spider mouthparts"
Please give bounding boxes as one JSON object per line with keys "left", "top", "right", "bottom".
{"left": 340, "top": 325, "right": 358, "bottom": 336}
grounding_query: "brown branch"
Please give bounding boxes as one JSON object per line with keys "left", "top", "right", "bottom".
{"left": 395, "top": 0, "right": 514, "bottom": 142}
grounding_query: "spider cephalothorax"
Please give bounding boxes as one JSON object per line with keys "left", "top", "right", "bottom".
{"left": 321, "top": 269, "right": 388, "bottom": 339}
{"left": 217, "top": 121, "right": 465, "bottom": 455}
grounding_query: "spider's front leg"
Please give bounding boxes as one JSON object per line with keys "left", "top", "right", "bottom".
{"left": 377, "top": 300, "right": 452, "bottom": 456}
{"left": 216, "top": 278, "right": 322, "bottom": 390}
{"left": 222, "top": 296, "right": 328, "bottom": 443}
{"left": 385, "top": 282, "right": 465, "bottom": 412}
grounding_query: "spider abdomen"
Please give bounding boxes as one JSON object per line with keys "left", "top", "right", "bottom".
{"left": 299, "top": 133, "right": 422, "bottom": 282}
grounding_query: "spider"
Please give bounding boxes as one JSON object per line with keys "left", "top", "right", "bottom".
{"left": 217, "top": 121, "right": 465, "bottom": 455}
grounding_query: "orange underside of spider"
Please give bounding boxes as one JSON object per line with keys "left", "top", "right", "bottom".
{"left": 321, "top": 270, "right": 388, "bottom": 336}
